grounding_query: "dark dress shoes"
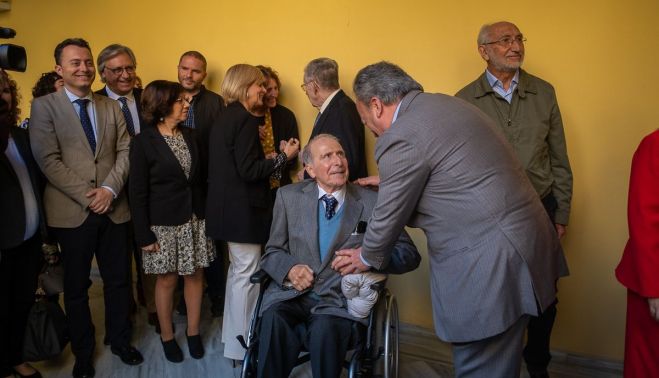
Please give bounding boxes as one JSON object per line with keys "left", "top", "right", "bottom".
{"left": 110, "top": 345, "right": 144, "bottom": 365}
{"left": 187, "top": 334, "right": 204, "bottom": 359}
{"left": 161, "top": 338, "right": 184, "bottom": 363}
{"left": 72, "top": 359, "right": 95, "bottom": 378}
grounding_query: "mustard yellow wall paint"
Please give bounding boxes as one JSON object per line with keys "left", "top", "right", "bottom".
{"left": 3, "top": 0, "right": 658, "bottom": 361}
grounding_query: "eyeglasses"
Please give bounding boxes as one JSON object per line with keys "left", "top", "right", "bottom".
{"left": 175, "top": 97, "right": 191, "bottom": 104}
{"left": 105, "top": 65, "right": 136, "bottom": 75}
{"left": 482, "top": 35, "right": 526, "bottom": 48}
{"left": 300, "top": 80, "right": 315, "bottom": 92}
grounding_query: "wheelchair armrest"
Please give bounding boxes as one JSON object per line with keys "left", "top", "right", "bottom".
{"left": 250, "top": 269, "right": 270, "bottom": 284}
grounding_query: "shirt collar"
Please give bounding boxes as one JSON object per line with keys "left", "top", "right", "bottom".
{"left": 392, "top": 100, "right": 403, "bottom": 124}
{"left": 485, "top": 69, "right": 519, "bottom": 90}
{"left": 64, "top": 86, "right": 93, "bottom": 103}
{"left": 105, "top": 86, "right": 134, "bottom": 102}
{"left": 317, "top": 184, "right": 346, "bottom": 211}
{"left": 319, "top": 89, "right": 341, "bottom": 114}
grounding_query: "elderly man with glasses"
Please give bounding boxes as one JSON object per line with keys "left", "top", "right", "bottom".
{"left": 456, "top": 21, "right": 573, "bottom": 378}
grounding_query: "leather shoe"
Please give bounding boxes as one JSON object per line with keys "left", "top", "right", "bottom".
{"left": 111, "top": 345, "right": 144, "bottom": 366}
{"left": 72, "top": 359, "right": 95, "bottom": 378}
{"left": 161, "top": 338, "right": 184, "bottom": 363}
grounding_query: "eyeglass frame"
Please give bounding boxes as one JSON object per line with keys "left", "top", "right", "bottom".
{"left": 481, "top": 35, "right": 527, "bottom": 48}
{"left": 104, "top": 65, "right": 136, "bottom": 76}
{"left": 300, "top": 80, "right": 316, "bottom": 92}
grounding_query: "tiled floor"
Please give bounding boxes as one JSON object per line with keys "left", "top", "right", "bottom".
{"left": 31, "top": 270, "right": 622, "bottom": 377}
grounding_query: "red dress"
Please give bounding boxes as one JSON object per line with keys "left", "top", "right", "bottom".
{"left": 616, "top": 129, "right": 659, "bottom": 377}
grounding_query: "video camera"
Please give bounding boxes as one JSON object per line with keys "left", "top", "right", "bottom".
{"left": 0, "top": 27, "right": 26, "bottom": 72}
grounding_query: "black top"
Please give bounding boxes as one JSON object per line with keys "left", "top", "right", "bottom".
{"left": 308, "top": 89, "right": 367, "bottom": 181}
{"left": 270, "top": 104, "right": 299, "bottom": 186}
{"left": 128, "top": 126, "right": 206, "bottom": 247}
{"left": 206, "top": 102, "right": 276, "bottom": 244}
{"left": 0, "top": 127, "right": 49, "bottom": 249}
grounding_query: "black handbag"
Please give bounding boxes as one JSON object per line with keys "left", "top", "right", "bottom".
{"left": 38, "top": 262, "right": 64, "bottom": 296}
{"left": 23, "top": 298, "right": 69, "bottom": 362}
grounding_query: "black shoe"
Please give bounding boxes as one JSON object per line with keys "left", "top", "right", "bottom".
{"left": 161, "top": 338, "right": 183, "bottom": 363}
{"left": 528, "top": 369, "right": 550, "bottom": 378}
{"left": 186, "top": 334, "right": 204, "bottom": 359}
{"left": 72, "top": 359, "right": 95, "bottom": 378}
{"left": 111, "top": 345, "right": 144, "bottom": 366}
{"left": 210, "top": 296, "right": 224, "bottom": 318}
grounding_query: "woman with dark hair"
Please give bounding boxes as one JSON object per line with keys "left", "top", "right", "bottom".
{"left": 0, "top": 69, "right": 44, "bottom": 378}
{"left": 206, "top": 64, "right": 299, "bottom": 362}
{"left": 255, "top": 65, "right": 300, "bottom": 198}
{"left": 32, "top": 71, "right": 64, "bottom": 99}
{"left": 19, "top": 71, "right": 64, "bottom": 129}
{"left": 129, "top": 80, "right": 215, "bottom": 363}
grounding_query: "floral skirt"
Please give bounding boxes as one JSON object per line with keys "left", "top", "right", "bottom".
{"left": 142, "top": 216, "right": 216, "bottom": 275}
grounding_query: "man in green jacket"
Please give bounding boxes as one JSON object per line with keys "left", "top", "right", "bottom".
{"left": 456, "top": 21, "right": 573, "bottom": 378}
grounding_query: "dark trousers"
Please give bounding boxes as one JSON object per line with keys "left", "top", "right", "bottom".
{"left": 54, "top": 213, "right": 132, "bottom": 361}
{"left": 523, "top": 193, "right": 561, "bottom": 373}
{"left": 0, "top": 234, "right": 42, "bottom": 374}
{"left": 205, "top": 240, "right": 227, "bottom": 300}
{"left": 257, "top": 295, "right": 355, "bottom": 378}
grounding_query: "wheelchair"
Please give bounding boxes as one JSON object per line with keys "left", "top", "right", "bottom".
{"left": 239, "top": 270, "right": 400, "bottom": 378}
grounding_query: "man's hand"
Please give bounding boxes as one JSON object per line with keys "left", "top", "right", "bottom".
{"left": 649, "top": 298, "right": 659, "bottom": 322}
{"left": 142, "top": 242, "right": 160, "bottom": 253}
{"left": 287, "top": 264, "right": 314, "bottom": 291}
{"left": 331, "top": 247, "right": 369, "bottom": 276}
{"left": 353, "top": 175, "right": 380, "bottom": 190}
{"left": 555, "top": 223, "right": 567, "bottom": 239}
{"left": 86, "top": 187, "right": 114, "bottom": 214}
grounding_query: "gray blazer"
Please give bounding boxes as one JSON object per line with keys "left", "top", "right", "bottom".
{"left": 360, "top": 90, "right": 569, "bottom": 343}
{"left": 260, "top": 180, "right": 420, "bottom": 323}
{"left": 29, "top": 89, "right": 130, "bottom": 228}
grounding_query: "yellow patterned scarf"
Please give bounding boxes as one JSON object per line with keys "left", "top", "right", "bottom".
{"left": 260, "top": 109, "right": 280, "bottom": 189}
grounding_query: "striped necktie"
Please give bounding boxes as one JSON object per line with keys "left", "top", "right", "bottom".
{"left": 74, "top": 98, "right": 95, "bottom": 153}
{"left": 118, "top": 96, "right": 136, "bottom": 137}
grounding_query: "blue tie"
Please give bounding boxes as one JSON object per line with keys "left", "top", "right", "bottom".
{"left": 74, "top": 99, "right": 95, "bottom": 153}
{"left": 321, "top": 194, "right": 338, "bottom": 219}
{"left": 118, "top": 96, "right": 136, "bottom": 137}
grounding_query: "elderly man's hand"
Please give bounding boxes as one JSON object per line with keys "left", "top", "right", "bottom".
{"left": 332, "top": 247, "right": 369, "bottom": 276}
{"left": 287, "top": 264, "right": 314, "bottom": 291}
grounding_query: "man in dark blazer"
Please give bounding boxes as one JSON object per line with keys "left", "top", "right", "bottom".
{"left": 334, "top": 62, "right": 568, "bottom": 378}
{"left": 257, "top": 134, "right": 419, "bottom": 378}
{"left": 29, "top": 38, "right": 143, "bottom": 378}
{"left": 301, "top": 57, "right": 367, "bottom": 181}
{"left": 95, "top": 43, "right": 157, "bottom": 329}
{"left": 177, "top": 50, "right": 226, "bottom": 316}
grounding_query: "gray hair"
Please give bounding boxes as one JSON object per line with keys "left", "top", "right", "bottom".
{"left": 97, "top": 44, "right": 137, "bottom": 82}
{"left": 352, "top": 61, "right": 423, "bottom": 105}
{"left": 302, "top": 134, "right": 342, "bottom": 166}
{"left": 303, "top": 57, "right": 339, "bottom": 90}
{"left": 477, "top": 24, "right": 492, "bottom": 45}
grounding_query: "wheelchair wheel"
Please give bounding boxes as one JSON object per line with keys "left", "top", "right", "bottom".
{"left": 371, "top": 290, "right": 399, "bottom": 378}
{"left": 383, "top": 294, "right": 399, "bottom": 378}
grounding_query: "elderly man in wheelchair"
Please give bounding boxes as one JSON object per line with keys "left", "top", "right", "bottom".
{"left": 244, "top": 134, "right": 420, "bottom": 378}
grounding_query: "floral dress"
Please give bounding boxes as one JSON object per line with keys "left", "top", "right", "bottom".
{"left": 142, "top": 133, "right": 216, "bottom": 275}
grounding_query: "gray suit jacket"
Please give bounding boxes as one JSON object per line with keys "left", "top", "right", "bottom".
{"left": 260, "top": 180, "right": 420, "bottom": 323}
{"left": 361, "top": 90, "right": 569, "bottom": 343}
{"left": 29, "top": 89, "right": 130, "bottom": 228}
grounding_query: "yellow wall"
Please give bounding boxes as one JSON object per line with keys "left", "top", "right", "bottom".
{"left": 3, "top": 0, "right": 659, "bottom": 362}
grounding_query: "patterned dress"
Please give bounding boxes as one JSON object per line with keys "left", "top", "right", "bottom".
{"left": 142, "top": 133, "right": 216, "bottom": 275}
